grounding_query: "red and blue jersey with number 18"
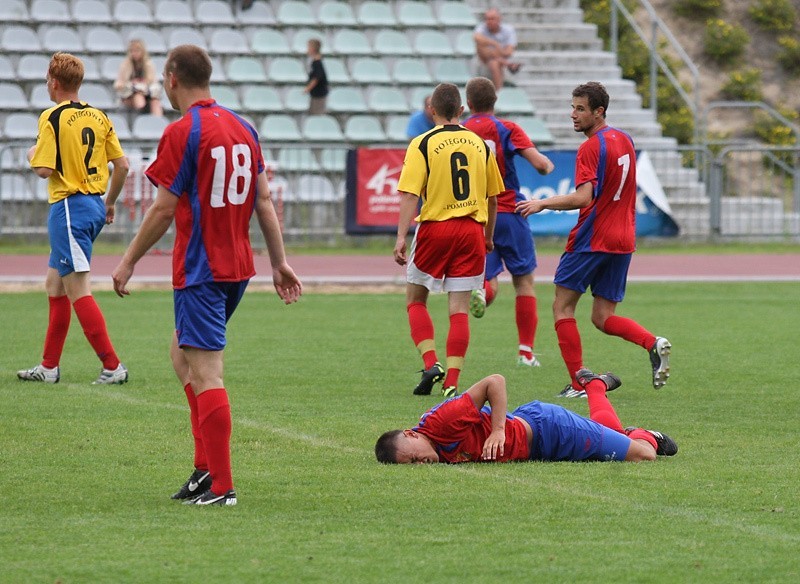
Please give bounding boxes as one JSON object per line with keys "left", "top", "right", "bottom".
{"left": 146, "top": 99, "right": 265, "bottom": 289}
{"left": 566, "top": 126, "right": 637, "bottom": 254}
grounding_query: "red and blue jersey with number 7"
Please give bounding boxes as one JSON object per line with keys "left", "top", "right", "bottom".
{"left": 566, "top": 126, "right": 637, "bottom": 254}
{"left": 146, "top": 99, "right": 265, "bottom": 289}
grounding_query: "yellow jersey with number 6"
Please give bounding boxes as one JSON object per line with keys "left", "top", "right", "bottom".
{"left": 31, "top": 100, "right": 125, "bottom": 204}
{"left": 397, "top": 124, "right": 503, "bottom": 224}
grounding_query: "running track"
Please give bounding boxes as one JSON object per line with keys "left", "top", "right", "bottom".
{"left": 1, "top": 253, "right": 799, "bottom": 288}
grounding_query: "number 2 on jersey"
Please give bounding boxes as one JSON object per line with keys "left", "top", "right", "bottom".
{"left": 210, "top": 144, "right": 252, "bottom": 208}
{"left": 81, "top": 127, "right": 97, "bottom": 176}
{"left": 612, "top": 153, "right": 630, "bottom": 201}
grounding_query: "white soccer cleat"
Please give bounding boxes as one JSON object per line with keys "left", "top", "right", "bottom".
{"left": 17, "top": 364, "right": 60, "bottom": 384}
{"left": 93, "top": 363, "right": 129, "bottom": 385}
{"left": 517, "top": 355, "right": 541, "bottom": 367}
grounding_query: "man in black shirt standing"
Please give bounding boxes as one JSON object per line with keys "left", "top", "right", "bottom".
{"left": 304, "top": 38, "right": 329, "bottom": 115}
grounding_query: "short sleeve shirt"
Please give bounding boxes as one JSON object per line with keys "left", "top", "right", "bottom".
{"left": 145, "top": 99, "right": 265, "bottom": 289}
{"left": 31, "top": 100, "right": 125, "bottom": 203}
{"left": 566, "top": 126, "right": 637, "bottom": 253}
{"left": 413, "top": 393, "right": 530, "bottom": 463}
{"left": 474, "top": 22, "right": 517, "bottom": 48}
{"left": 397, "top": 124, "right": 504, "bottom": 224}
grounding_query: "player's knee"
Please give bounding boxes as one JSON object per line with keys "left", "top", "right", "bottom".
{"left": 591, "top": 313, "right": 606, "bottom": 331}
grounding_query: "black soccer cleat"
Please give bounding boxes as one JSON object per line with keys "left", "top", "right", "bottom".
{"left": 171, "top": 469, "right": 212, "bottom": 500}
{"left": 626, "top": 427, "right": 678, "bottom": 456}
{"left": 413, "top": 362, "right": 445, "bottom": 395}
{"left": 184, "top": 489, "right": 238, "bottom": 506}
{"left": 575, "top": 368, "right": 622, "bottom": 392}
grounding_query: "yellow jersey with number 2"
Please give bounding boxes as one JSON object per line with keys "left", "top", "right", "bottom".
{"left": 31, "top": 100, "right": 125, "bottom": 204}
{"left": 397, "top": 124, "right": 503, "bottom": 224}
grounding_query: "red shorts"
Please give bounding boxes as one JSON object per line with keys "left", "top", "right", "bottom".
{"left": 407, "top": 217, "right": 486, "bottom": 292}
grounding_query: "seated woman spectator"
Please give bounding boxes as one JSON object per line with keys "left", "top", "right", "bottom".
{"left": 114, "top": 39, "right": 163, "bottom": 116}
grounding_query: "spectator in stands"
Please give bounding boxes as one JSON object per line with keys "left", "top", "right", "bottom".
{"left": 405, "top": 94, "right": 435, "bottom": 139}
{"left": 303, "top": 38, "right": 329, "bottom": 115}
{"left": 114, "top": 39, "right": 164, "bottom": 117}
{"left": 474, "top": 8, "right": 521, "bottom": 90}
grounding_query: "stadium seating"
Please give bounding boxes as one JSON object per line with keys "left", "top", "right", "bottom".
{"left": 241, "top": 86, "right": 283, "bottom": 113}
{"left": 351, "top": 58, "right": 392, "bottom": 85}
{"left": 0, "top": 84, "right": 28, "bottom": 110}
{"left": 282, "top": 87, "right": 310, "bottom": 112}
{"left": 0, "top": 1, "right": 29, "bottom": 23}
{"left": 344, "top": 115, "right": 386, "bottom": 143}
{"left": 71, "top": 0, "right": 111, "bottom": 24}
{"left": 154, "top": 0, "right": 194, "bottom": 25}
{"left": 30, "top": 0, "right": 71, "bottom": 23}
{"left": 132, "top": 114, "right": 168, "bottom": 140}
{"left": 250, "top": 29, "right": 290, "bottom": 56}
{"left": 2, "top": 26, "right": 42, "bottom": 53}
{"left": 357, "top": 1, "right": 398, "bottom": 27}
{"left": 113, "top": 0, "right": 154, "bottom": 25}
{"left": 397, "top": 1, "right": 436, "bottom": 27}
{"left": 0, "top": 56, "right": 16, "bottom": 81}
{"left": 83, "top": 26, "right": 126, "bottom": 54}
{"left": 17, "top": 55, "right": 51, "bottom": 82}
{"left": 267, "top": 57, "right": 306, "bottom": 84}
{"left": 196, "top": 1, "right": 236, "bottom": 26}
{"left": 3, "top": 113, "right": 39, "bottom": 140}
{"left": 302, "top": 115, "right": 345, "bottom": 142}
{"left": 260, "top": 115, "right": 302, "bottom": 142}
{"left": 277, "top": 1, "right": 317, "bottom": 26}
{"left": 318, "top": 2, "right": 357, "bottom": 27}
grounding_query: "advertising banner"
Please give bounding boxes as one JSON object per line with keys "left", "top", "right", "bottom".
{"left": 345, "top": 148, "right": 679, "bottom": 237}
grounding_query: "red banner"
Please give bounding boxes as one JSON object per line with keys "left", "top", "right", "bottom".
{"left": 354, "top": 148, "right": 405, "bottom": 227}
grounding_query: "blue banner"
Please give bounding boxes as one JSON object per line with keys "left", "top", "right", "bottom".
{"left": 516, "top": 150, "right": 679, "bottom": 237}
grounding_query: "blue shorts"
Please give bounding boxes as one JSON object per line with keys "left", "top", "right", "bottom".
{"left": 174, "top": 281, "right": 249, "bottom": 351}
{"left": 553, "top": 251, "right": 632, "bottom": 302}
{"left": 485, "top": 212, "right": 537, "bottom": 280}
{"left": 512, "top": 401, "right": 631, "bottom": 462}
{"left": 48, "top": 194, "right": 106, "bottom": 277}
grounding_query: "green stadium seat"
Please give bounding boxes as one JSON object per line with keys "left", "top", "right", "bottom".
{"left": 210, "top": 29, "right": 250, "bottom": 55}
{"left": 386, "top": 115, "right": 411, "bottom": 142}
{"left": 260, "top": 115, "right": 302, "bottom": 142}
{"left": 436, "top": 1, "right": 478, "bottom": 27}
{"left": 393, "top": 58, "right": 433, "bottom": 85}
{"left": 108, "top": 114, "right": 132, "bottom": 141}
{"left": 495, "top": 88, "right": 536, "bottom": 115}
{"left": 71, "top": 0, "right": 111, "bottom": 23}
{"left": 212, "top": 86, "right": 242, "bottom": 110}
{"left": 290, "top": 28, "right": 329, "bottom": 54}
{"left": 414, "top": 30, "right": 453, "bottom": 56}
{"left": 398, "top": 1, "right": 436, "bottom": 27}
{"left": 368, "top": 87, "right": 409, "bottom": 114}
{"left": 332, "top": 29, "right": 372, "bottom": 56}
{"left": 282, "top": 87, "right": 311, "bottom": 113}
{"left": 154, "top": 0, "right": 194, "bottom": 25}
{"left": 235, "top": 1, "right": 275, "bottom": 25}
{"left": 357, "top": 1, "right": 398, "bottom": 27}
{"left": 132, "top": 114, "right": 169, "bottom": 141}
{"left": 113, "top": 0, "right": 153, "bottom": 25}
{"left": 101, "top": 55, "right": 124, "bottom": 82}
{"left": 42, "top": 26, "right": 84, "bottom": 53}
{"left": 454, "top": 30, "right": 475, "bottom": 57}
{"left": 84, "top": 26, "right": 126, "bottom": 54}
{"left": 295, "top": 174, "right": 339, "bottom": 202}
{"left": 344, "top": 115, "right": 387, "bottom": 143}
{"left": 320, "top": 148, "right": 347, "bottom": 172}
{"left": 277, "top": 1, "right": 317, "bottom": 26}
{"left": 327, "top": 87, "right": 368, "bottom": 114}
{"left": 351, "top": 58, "right": 392, "bottom": 84}
{"left": 227, "top": 57, "right": 267, "bottom": 83}
{"left": 277, "top": 148, "right": 321, "bottom": 172}
{"left": 432, "top": 59, "right": 471, "bottom": 84}
{"left": 267, "top": 57, "right": 307, "bottom": 84}
{"left": 168, "top": 28, "right": 208, "bottom": 51}
{"left": 302, "top": 115, "right": 345, "bottom": 142}
{"left": 324, "top": 58, "right": 351, "bottom": 84}
{"left": 373, "top": 30, "right": 414, "bottom": 56}
{"left": 196, "top": 0, "right": 236, "bottom": 25}
{"left": 251, "top": 29, "right": 290, "bottom": 56}
{"left": 317, "top": 1, "right": 357, "bottom": 26}
{"left": 241, "top": 86, "right": 283, "bottom": 113}
{"left": 30, "top": 0, "right": 70, "bottom": 23}
{"left": 81, "top": 83, "right": 116, "bottom": 110}
{"left": 516, "top": 117, "right": 554, "bottom": 145}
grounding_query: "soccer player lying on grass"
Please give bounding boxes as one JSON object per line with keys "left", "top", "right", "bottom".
{"left": 375, "top": 370, "right": 677, "bottom": 464}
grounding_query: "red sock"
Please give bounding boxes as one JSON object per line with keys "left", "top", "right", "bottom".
{"left": 444, "top": 312, "right": 469, "bottom": 388}
{"left": 584, "top": 379, "right": 624, "bottom": 433}
{"left": 627, "top": 428, "right": 658, "bottom": 451}
{"left": 484, "top": 279, "right": 496, "bottom": 306}
{"left": 407, "top": 302, "right": 437, "bottom": 368}
{"left": 197, "top": 388, "right": 233, "bottom": 495}
{"left": 555, "top": 318, "right": 583, "bottom": 385}
{"left": 42, "top": 295, "right": 71, "bottom": 368}
{"left": 515, "top": 295, "right": 537, "bottom": 358}
{"left": 603, "top": 315, "right": 656, "bottom": 350}
{"left": 72, "top": 295, "right": 120, "bottom": 370}
{"left": 183, "top": 383, "right": 207, "bottom": 471}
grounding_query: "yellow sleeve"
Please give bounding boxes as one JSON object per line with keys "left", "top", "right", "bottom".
{"left": 30, "top": 112, "right": 56, "bottom": 170}
{"left": 486, "top": 151, "right": 504, "bottom": 197}
{"left": 396, "top": 138, "right": 426, "bottom": 196}
{"left": 105, "top": 124, "right": 125, "bottom": 161}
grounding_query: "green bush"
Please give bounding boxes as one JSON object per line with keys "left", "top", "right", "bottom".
{"left": 721, "top": 68, "right": 763, "bottom": 101}
{"left": 777, "top": 35, "right": 800, "bottom": 74}
{"left": 748, "top": 0, "right": 797, "bottom": 31}
{"left": 754, "top": 107, "right": 798, "bottom": 146}
{"left": 704, "top": 19, "right": 750, "bottom": 63}
{"left": 673, "top": 0, "right": 723, "bottom": 18}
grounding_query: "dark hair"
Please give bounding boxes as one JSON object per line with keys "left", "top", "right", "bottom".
{"left": 572, "top": 81, "right": 609, "bottom": 117}
{"left": 165, "top": 44, "right": 212, "bottom": 89}
{"left": 431, "top": 83, "right": 461, "bottom": 120}
{"left": 375, "top": 429, "right": 403, "bottom": 464}
{"left": 466, "top": 77, "right": 497, "bottom": 113}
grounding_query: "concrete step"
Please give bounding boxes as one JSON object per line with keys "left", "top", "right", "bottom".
{"left": 515, "top": 23, "right": 600, "bottom": 43}
{"left": 515, "top": 65, "right": 622, "bottom": 80}
{"left": 519, "top": 78, "right": 639, "bottom": 95}
{"left": 516, "top": 51, "right": 618, "bottom": 68}
{"left": 493, "top": 8, "right": 585, "bottom": 24}
{"left": 535, "top": 108, "right": 657, "bottom": 125}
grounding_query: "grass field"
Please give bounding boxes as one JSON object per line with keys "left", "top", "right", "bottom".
{"left": 1, "top": 282, "right": 799, "bottom": 583}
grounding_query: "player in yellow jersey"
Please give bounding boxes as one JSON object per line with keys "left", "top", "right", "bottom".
{"left": 394, "top": 83, "right": 504, "bottom": 397}
{"left": 17, "top": 53, "right": 130, "bottom": 385}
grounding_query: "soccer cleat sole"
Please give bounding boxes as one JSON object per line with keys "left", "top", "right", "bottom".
{"left": 650, "top": 338, "right": 671, "bottom": 389}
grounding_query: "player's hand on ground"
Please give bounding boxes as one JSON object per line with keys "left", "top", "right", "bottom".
{"left": 393, "top": 238, "right": 407, "bottom": 266}
{"left": 111, "top": 261, "right": 134, "bottom": 298}
{"left": 515, "top": 199, "right": 545, "bottom": 218}
{"left": 272, "top": 263, "right": 302, "bottom": 304}
{"left": 482, "top": 429, "right": 506, "bottom": 460}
